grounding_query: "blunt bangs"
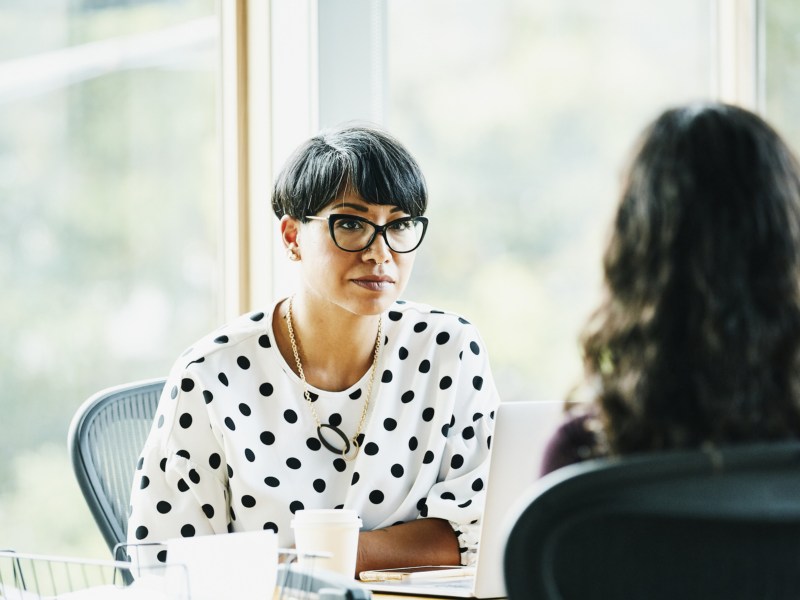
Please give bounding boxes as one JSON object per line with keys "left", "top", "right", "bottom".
{"left": 272, "top": 125, "right": 428, "bottom": 220}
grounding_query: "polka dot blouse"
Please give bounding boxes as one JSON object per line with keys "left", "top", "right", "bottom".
{"left": 127, "top": 299, "right": 500, "bottom": 567}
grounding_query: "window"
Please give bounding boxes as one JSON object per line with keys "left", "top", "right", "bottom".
{"left": 384, "top": 0, "right": 714, "bottom": 401}
{"left": 763, "top": 0, "right": 800, "bottom": 152}
{"left": 0, "top": 0, "right": 220, "bottom": 556}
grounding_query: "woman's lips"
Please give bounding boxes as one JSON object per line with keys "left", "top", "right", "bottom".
{"left": 353, "top": 277, "right": 395, "bottom": 291}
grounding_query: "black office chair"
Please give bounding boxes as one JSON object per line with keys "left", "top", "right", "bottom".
{"left": 503, "top": 441, "right": 800, "bottom": 600}
{"left": 68, "top": 378, "right": 166, "bottom": 557}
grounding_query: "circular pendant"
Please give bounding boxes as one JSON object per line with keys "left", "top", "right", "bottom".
{"left": 317, "top": 424, "right": 351, "bottom": 456}
{"left": 343, "top": 437, "right": 361, "bottom": 462}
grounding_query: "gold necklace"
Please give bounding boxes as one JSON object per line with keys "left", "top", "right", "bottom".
{"left": 285, "top": 296, "right": 383, "bottom": 461}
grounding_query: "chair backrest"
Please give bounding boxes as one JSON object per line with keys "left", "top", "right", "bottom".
{"left": 68, "top": 378, "right": 165, "bottom": 555}
{"left": 503, "top": 441, "right": 800, "bottom": 600}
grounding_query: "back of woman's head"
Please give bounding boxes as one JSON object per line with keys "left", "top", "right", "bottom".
{"left": 586, "top": 102, "right": 800, "bottom": 453}
{"left": 272, "top": 124, "right": 427, "bottom": 220}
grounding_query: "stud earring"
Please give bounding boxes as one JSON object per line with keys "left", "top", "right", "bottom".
{"left": 287, "top": 244, "right": 300, "bottom": 261}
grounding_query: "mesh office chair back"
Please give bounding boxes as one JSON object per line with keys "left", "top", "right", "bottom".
{"left": 503, "top": 441, "right": 800, "bottom": 600}
{"left": 68, "top": 378, "right": 166, "bottom": 556}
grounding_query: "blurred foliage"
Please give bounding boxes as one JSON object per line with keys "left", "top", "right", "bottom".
{"left": 0, "top": 0, "right": 218, "bottom": 558}
{"left": 391, "top": 0, "right": 714, "bottom": 402}
{"left": 0, "top": 0, "right": 211, "bottom": 60}
{"left": 765, "top": 0, "right": 800, "bottom": 154}
{"left": 0, "top": 445, "right": 107, "bottom": 557}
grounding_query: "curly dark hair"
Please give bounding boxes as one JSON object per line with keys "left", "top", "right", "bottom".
{"left": 582, "top": 102, "right": 800, "bottom": 454}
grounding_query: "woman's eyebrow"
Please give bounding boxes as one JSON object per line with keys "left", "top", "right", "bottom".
{"left": 333, "top": 202, "right": 370, "bottom": 212}
{"left": 331, "top": 202, "right": 406, "bottom": 214}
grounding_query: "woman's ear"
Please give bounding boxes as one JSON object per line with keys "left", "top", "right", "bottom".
{"left": 281, "top": 215, "right": 301, "bottom": 261}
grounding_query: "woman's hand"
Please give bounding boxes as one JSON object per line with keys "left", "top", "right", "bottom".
{"left": 355, "top": 518, "right": 461, "bottom": 577}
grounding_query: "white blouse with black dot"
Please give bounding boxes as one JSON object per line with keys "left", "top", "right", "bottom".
{"left": 127, "top": 299, "right": 500, "bottom": 567}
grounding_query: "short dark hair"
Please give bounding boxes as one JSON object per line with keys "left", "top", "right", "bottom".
{"left": 271, "top": 125, "right": 427, "bottom": 220}
{"left": 583, "top": 102, "right": 800, "bottom": 453}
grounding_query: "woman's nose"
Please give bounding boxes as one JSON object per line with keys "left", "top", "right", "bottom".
{"left": 363, "top": 233, "right": 391, "bottom": 263}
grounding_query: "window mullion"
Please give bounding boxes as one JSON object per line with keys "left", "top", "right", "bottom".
{"left": 714, "top": 0, "right": 761, "bottom": 110}
{"left": 220, "top": 0, "right": 250, "bottom": 320}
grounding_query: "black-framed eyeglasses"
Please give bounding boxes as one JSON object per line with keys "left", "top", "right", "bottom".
{"left": 306, "top": 214, "right": 429, "bottom": 253}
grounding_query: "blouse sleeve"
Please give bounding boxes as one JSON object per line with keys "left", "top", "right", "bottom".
{"left": 420, "top": 327, "right": 500, "bottom": 567}
{"left": 126, "top": 362, "right": 230, "bottom": 567}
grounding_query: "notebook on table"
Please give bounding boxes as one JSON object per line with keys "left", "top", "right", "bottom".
{"left": 361, "top": 400, "right": 566, "bottom": 598}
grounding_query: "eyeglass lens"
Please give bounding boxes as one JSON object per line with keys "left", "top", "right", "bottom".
{"left": 332, "top": 217, "right": 425, "bottom": 252}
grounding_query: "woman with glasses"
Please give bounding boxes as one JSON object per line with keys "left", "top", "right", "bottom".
{"left": 127, "top": 125, "right": 500, "bottom": 575}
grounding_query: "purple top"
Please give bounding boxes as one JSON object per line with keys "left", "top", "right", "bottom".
{"left": 539, "top": 410, "right": 604, "bottom": 476}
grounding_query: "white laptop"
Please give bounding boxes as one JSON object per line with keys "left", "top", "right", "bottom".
{"left": 362, "top": 400, "right": 566, "bottom": 598}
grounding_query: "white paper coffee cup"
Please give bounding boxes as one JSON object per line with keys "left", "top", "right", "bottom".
{"left": 291, "top": 509, "right": 362, "bottom": 578}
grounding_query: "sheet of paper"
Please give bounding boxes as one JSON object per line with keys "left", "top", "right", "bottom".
{"left": 166, "top": 530, "right": 278, "bottom": 600}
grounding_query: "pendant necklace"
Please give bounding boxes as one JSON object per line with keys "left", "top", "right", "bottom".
{"left": 285, "top": 296, "right": 383, "bottom": 461}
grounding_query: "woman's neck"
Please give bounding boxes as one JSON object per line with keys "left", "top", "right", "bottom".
{"left": 273, "top": 294, "right": 382, "bottom": 392}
